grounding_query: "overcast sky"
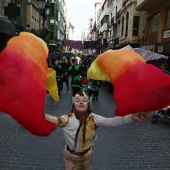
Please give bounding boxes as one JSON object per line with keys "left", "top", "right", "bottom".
{"left": 66, "top": 0, "right": 97, "bottom": 40}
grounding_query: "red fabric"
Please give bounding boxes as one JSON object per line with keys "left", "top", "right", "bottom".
{"left": 114, "top": 63, "right": 170, "bottom": 116}
{"left": 0, "top": 46, "right": 56, "bottom": 136}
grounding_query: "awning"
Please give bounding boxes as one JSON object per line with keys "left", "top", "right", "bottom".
{"left": 134, "top": 48, "right": 168, "bottom": 61}
{"left": 83, "top": 41, "right": 99, "bottom": 49}
{"left": 0, "top": 19, "right": 15, "bottom": 36}
{"left": 136, "top": 0, "right": 162, "bottom": 11}
{"left": 64, "top": 39, "right": 83, "bottom": 50}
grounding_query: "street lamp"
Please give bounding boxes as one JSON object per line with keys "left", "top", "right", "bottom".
{"left": 37, "top": 0, "right": 50, "bottom": 28}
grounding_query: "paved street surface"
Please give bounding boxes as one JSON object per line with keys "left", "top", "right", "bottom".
{"left": 1, "top": 84, "right": 170, "bottom": 170}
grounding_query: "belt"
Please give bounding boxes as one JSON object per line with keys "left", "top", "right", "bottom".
{"left": 66, "top": 145, "right": 91, "bottom": 156}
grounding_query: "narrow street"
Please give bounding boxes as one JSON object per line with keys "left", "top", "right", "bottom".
{"left": 0, "top": 84, "right": 170, "bottom": 170}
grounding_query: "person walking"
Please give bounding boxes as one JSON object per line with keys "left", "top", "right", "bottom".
{"left": 54, "top": 59, "right": 63, "bottom": 97}
{"left": 68, "top": 58, "right": 82, "bottom": 96}
{"left": 45, "top": 91, "right": 153, "bottom": 170}
{"left": 88, "top": 79, "right": 101, "bottom": 103}
{"left": 59, "top": 56, "right": 69, "bottom": 90}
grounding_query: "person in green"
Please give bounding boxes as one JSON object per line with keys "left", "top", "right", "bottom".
{"left": 69, "top": 59, "right": 82, "bottom": 96}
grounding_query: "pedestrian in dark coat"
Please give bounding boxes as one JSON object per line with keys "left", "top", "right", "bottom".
{"left": 59, "top": 56, "right": 69, "bottom": 90}
{"left": 54, "top": 59, "right": 63, "bottom": 97}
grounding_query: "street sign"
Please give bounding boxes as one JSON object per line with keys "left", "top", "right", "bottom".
{"left": 4, "top": 3, "right": 20, "bottom": 20}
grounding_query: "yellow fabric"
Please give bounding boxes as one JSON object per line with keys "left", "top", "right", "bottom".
{"left": 46, "top": 68, "right": 59, "bottom": 103}
{"left": 87, "top": 55, "right": 110, "bottom": 81}
{"left": 96, "top": 49, "right": 145, "bottom": 84}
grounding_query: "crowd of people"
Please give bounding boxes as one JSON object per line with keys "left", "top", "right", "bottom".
{"left": 49, "top": 54, "right": 101, "bottom": 101}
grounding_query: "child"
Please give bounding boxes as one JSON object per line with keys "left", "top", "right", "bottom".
{"left": 88, "top": 79, "right": 101, "bottom": 103}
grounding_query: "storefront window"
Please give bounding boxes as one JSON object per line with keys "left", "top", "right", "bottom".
{"left": 148, "top": 13, "right": 160, "bottom": 33}
{"left": 165, "top": 7, "right": 170, "bottom": 29}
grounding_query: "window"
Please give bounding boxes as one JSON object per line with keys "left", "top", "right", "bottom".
{"left": 49, "top": 3, "right": 54, "bottom": 16}
{"left": 50, "top": 25, "right": 54, "bottom": 39}
{"left": 148, "top": 13, "right": 160, "bottom": 33}
{"left": 121, "top": 16, "right": 124, "bottom": 36}
{"left": 125, "top": 13, "right": 129, "bottom": 37}
{"left": 133, "top": 16, "right": 139, "bottom": 36}
{"left": 101, "top": 15, "right": 109, "bottom": 26}
{"left": 165, "top": 7, "right": 170, "bottom": 29}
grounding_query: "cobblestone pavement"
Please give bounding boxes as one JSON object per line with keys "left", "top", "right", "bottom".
{"left": 1, "top": 84, "right": 170, "bottom": 170}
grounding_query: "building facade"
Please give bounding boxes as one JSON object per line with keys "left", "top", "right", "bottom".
{"left": 0, "top": 0, "right": 26, "bottom": 52}
{"left": 48, "top": 0, "right": 65, "bottom": 52}
{"left": 0, "top": 0, "right": 75, "bottom": 53}
{"left": 85, "top": 0, "right": 170, "bottom": 55}
{"left": 136, "top": 0, "right": 170, "bottom": 55}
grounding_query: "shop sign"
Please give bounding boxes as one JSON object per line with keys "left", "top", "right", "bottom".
{"left": 163, "top": 30, "right": 170, "bottom": 38}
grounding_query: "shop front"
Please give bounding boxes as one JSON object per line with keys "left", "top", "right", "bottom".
{"left": 0, "top": 19, "right": 15, "bottom": 52}
{"left": 154, "top": 42, "right": 170, "bottom": 56}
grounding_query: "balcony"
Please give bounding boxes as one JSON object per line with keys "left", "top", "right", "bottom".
{"left": 100, "top": 11, "right": 110, "bottom": 22}
{"left": 100, "top": 23, "right": 108, "bottom": 32}
{"left": 136, "top": 0, "right": 162, "bottom": 11}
